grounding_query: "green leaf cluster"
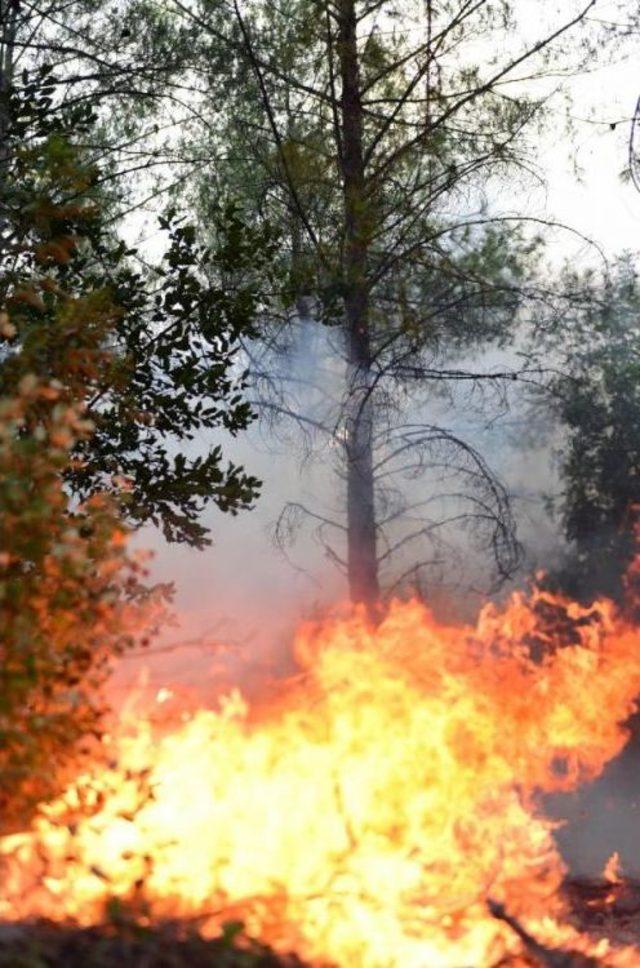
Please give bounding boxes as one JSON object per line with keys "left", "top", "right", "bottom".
{"left": 1, "top": 68, "right": 276, "bottom": 548}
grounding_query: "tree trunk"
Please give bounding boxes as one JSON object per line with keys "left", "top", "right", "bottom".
{"left": 0, "top": 0, "right": 17, "bottom": 148}
{"left": 0, "top": 0, "right": 18, "bottom": 261}
{"left": 337, "top": 0, "right": 379, "bottom": 608}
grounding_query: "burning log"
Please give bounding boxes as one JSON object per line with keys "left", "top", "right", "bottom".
{"left": 488, "top": 899, "right": 599, "bottom": 967}
{"left": 565, "top": 875, "right": 640, "bottom": 921}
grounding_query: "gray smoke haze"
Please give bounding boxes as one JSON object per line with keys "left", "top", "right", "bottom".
{"left": 111, "top": 321, "right": 640, "bottom": 882}
{"left": 108, "top": 32, "right": 640, "bottom": 877}
{"left": 103, "top": 311, "right": 640, "bottom": 882}
{"left": 115, "top": 328, "right": 563, "bottom": 678}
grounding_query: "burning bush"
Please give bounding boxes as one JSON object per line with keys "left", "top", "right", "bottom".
{"left": 0, "top": 78, "right": 166, "bottom": 827}
{"left": 0, "top": 374, "right": 158, "bottom": 828}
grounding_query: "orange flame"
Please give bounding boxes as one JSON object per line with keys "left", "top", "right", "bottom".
{"left": 603, "top": 852, "right": 624, "bottom": 886}
{"left": 1, "top": 588, "right": 640, "bottom": 964}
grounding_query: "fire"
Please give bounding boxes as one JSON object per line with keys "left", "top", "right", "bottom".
{"left": 2, "top": 588, "right": 640, "bottom": 965}
{"left": 604, "top": 852, "right": 624, "bottom": 886}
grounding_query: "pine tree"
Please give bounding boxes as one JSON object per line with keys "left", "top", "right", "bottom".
{"left": 170, "top": 0, "right": 597, "bottom": 605}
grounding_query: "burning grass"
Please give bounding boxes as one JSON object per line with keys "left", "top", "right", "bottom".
{"left": 2, "top": 587, "right": 640, "bottom": 965}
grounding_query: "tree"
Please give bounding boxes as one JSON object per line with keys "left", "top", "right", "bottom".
{"left": 0, "top": 59, "right": 281, "bottom": 821}
{"left": 531, "top": 255, "right": 640, "bottom": 603}
{"left": 157, "top": 0, "right": 600, "bottom": 606}
{"left": 0, "top": 0, "right": 246, "bottom": 233}
{"left": 0, "top": 83, "right": 161, "bottom": 825}
{"left": 8, "top": 0, "right": 618, "bottom": 606}
{"left": 0, "top": 63, "right": 277, "bottom": 547}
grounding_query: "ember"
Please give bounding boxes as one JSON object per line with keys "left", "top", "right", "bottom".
{"left": 1, "top": 588, "right": 640, "bottom": 966}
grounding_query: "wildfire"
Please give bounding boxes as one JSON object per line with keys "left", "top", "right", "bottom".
{"left": 2, "top": 587, "right": 640, "bottom": 965}
{"left": 604, "top": 853, "right": 624, "bottom": 887}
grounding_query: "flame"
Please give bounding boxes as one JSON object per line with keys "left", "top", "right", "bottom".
{"left": 2, "top": 588, "right": 640, "bottom": 964}
{"left": 603, "top": 852, "right": 624, "bottom": 886}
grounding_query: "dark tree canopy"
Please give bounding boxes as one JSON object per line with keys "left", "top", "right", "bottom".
{"left": 534, "top": 257, "right": 640, "bottom": 602}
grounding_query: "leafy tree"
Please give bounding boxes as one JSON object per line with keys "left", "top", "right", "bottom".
{"left": 1, "top": 65, "right": 276, "bottom": 547}
{"left": 532, "top": 256, "right": 640, "bottom": 602}
{"left": 0, "top": 63, "right": 276, "bottom": 822}
{"left": 0, "top": 87, "right": 161, "bottom": 826}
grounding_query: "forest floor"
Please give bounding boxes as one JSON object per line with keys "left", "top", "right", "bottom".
{"left": 0, "top": 919, "right": 309, "bottom": 967}
{"left": 565, "top": 875, "right": 640, "bottom": 951}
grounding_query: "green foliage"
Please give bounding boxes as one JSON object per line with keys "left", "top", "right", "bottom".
{"left": 189, "top": 0, "right": 545, "bottom": 341}
{"left": 1, "top": 67, "right": 277, "bottom": 547}
{"left": 62, "top": 202, "right": 276, "bottom": 546}
{"left": 537, "top": 256, "right": 640, "bottom": 600}
{"left": 0, "top": 73, "right": 168, "bottom": 826}
{"left": 0, "top": 65, "right": 273, "bottom": 823}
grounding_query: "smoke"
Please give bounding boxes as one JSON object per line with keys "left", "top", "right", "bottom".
{"left": 106, "top": 324, "right": 640, "bottom": 881}
{"left": 116, "top": 326, "right": 566, "bottom": 670}
{"left": 109, "top": 320, "right": 344, "bottom": 702}
{"left": 547, "top": 726, "right": 640, "bottom": 879}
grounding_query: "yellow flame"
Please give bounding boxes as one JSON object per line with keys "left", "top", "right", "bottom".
{"left": 1, "top": 592, "right": 640, "bottom": 965}
{"left": 603, "top": 852, "right": 623, "bottom": 886}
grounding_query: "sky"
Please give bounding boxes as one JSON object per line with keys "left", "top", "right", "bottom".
{"left": 537, "top": 50, "right": 640, "bottom": 258}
